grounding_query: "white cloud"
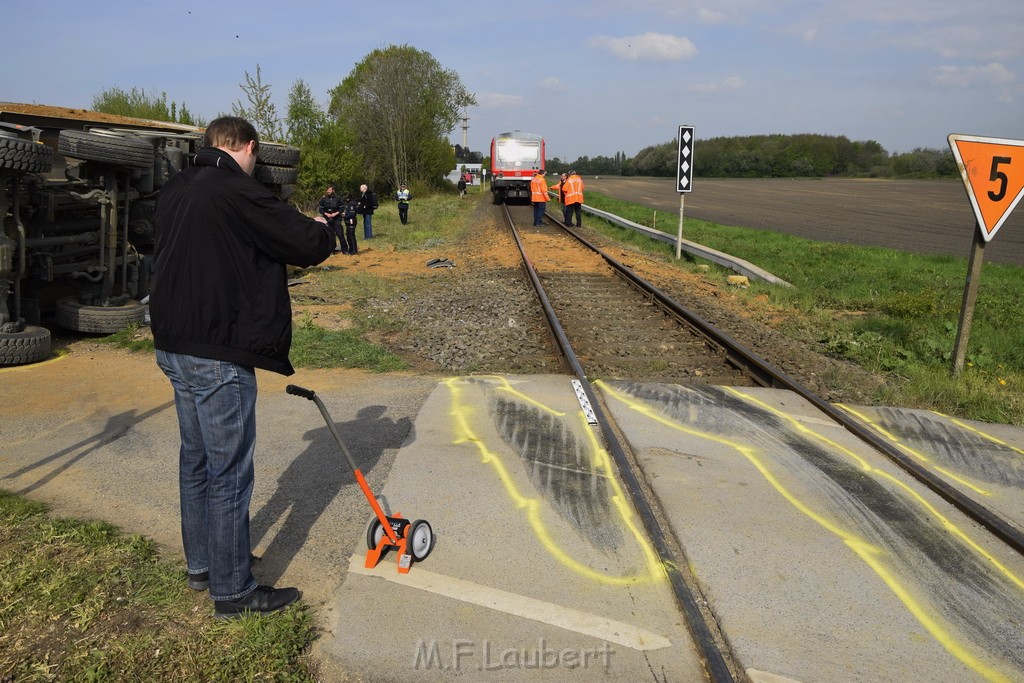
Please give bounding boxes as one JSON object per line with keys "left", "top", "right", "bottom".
{"left": 588, "top": 32, "right": 697, "bottom": 61}
{"left": 687, "top": 75, "right": 746, "bottom": 95}
{"left": 477, "top": 93, "right": 525, "bottom": 108}
{"left": 539, "top": 77, "right": 565, "bottom": 92}
{"left": 799, "top": 26, "right": 818, "bottom": 42}
{"left": 928, "top": 62, "right": 1015, "bottom": 88}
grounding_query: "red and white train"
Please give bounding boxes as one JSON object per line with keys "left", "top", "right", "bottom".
{"left": 490, "top": 130, "right": 545, "bottom": 204}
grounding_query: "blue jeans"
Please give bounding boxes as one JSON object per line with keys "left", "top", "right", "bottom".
{"left": 156, "top": 350, "right": 258, "bottom": 601}
{"left": 533, "top": 201, "right": 546, "bottom": 225}
{"left": 363, "top": 214, "right": 373, "bottom": 239}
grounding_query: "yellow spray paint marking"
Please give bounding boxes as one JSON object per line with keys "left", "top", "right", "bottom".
{"left": 734, "top": 389, "right": 1020, "bottom": 589}
{"left": 577, "top": 412, "right": 664, "bottom": 577}
{"left": 935, "top": 410, "right": 1024, "bottom": 458}
{"left": 445, "top": 377, "right": 664, "bottom": 585}
{"left": 598, "top": 381, "right": 1017, "bottom": 682}
{"left": 467, "top": 375, "right": 566, "bottom": 417}
{"left": 837, "top": 404, "right": 991, "bottom": 496}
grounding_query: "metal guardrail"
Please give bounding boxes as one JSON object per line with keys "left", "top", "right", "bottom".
{"left": 558, "top": 198, "right": 791, "bottom": 287}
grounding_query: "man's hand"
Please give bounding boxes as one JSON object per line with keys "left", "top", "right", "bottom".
{"left": 314, "top": 216, "right": 328, "bottom": 224}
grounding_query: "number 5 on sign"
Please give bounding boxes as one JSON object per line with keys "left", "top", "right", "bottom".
{"left": 948, "top": 134, "right": 1024, "bottom": 241}
{"left": 946, "top": 134, "right": 1024, "bottom": 375}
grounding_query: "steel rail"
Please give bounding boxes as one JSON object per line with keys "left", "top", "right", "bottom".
{"left": 502, "top": 205, "right": 737, "bottom": 683}
{"left": 549, "top": 213, "right": 1024, "bottom": 557}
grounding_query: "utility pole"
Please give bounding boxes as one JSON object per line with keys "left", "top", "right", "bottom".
{"left": 461, "top": 111, "right": 469, "bottom": 149}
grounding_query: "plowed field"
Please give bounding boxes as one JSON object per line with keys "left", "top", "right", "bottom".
{"left": 584, "top": 177, "right": 1024, "bottom": 266}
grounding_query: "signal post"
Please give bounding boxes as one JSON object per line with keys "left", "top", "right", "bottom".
{"left": 675, "top": 125, "right": 694, "bottom": 259}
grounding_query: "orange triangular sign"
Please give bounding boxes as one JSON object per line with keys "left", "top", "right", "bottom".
{"left": 948, "top": 134, "right": 1024, "bottom": 241}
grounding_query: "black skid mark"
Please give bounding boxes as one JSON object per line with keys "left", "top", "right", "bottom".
{"left": 491, "top": 396, "right": 623, "bottom": 551}
{"left": 872, "top": 407, "right": 1024, "bottom": 488}
{"left": 611, "top": 380, "right": 1024, "bottom": 674}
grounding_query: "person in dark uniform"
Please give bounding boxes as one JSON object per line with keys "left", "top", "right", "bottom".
{"left": 317, "top": 185, "right": 345, "bottom": 252}
{"left": 343, "top": 193, "right": 359, "bottom": 255}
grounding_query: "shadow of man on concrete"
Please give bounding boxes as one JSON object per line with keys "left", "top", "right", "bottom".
{"left": 250, "top": 405, "right": 414, "bottom": 585}
{"left": 2, "top": 402, "right": 174, "bottom": 495}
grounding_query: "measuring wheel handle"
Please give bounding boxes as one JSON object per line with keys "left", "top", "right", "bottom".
{"left": 285, "top": 384, "right": 316, "bottom": 400}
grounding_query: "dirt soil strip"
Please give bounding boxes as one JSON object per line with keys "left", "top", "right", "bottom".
{"left": 585, "top": 177, "right": 1024, "bottom": 267}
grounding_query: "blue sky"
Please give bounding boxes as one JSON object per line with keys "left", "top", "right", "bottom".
{"left": 3, "top": 1, "right": 1021, "bottom": 161}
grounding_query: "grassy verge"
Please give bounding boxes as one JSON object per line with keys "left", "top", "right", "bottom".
{"left": 0, "top": 489, "right": 316, "bottom": 682}
{"left": 583, "top": 191, "right": 1024, "bottom": 425}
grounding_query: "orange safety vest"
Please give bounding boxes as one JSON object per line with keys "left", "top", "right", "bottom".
{"left": 563, "top": 174, "right": 584, "bottom": 205}
{"left": 530, "top": 174, "right": 548, "bottom": 202}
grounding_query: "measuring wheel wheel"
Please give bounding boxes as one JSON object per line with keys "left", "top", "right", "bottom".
{"left": 408, "top": 519, "right": 435, "bottom": 562}
{"left": 366, "top": 516, "right": 385, "bottom": 550}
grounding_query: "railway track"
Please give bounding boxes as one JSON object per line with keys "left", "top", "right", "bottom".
{"left": 499, "top": 201, "right": 1024, "bottom": 682}
{"left": 511, "top": 208, "right": 753, "bottom": 387}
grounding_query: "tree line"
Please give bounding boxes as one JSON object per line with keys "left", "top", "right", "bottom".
{"left": 92, "top": 45, "right": 475, "bottom": 206}
{"left": 545, "top": 134, "right": 958, "bottom": 179}
{"left": 92, "top": 48, "right": 957, "bottom": 207}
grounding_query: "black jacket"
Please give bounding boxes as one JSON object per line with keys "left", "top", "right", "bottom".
{"left": 150, "top": 147, "right": 334, "bottom": 375}
{"left": 318, "top": 192, "right": 344, "bottom": 217}
{"left": 357, "top": 189, "right": 377, "bottom": 215}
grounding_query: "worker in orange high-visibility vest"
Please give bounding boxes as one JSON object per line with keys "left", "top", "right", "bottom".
{"left": 563, "top": 170, "right": 584, "bottom": 227}
{"left": 530, "top": 170, "right": 548, "bottom": 226}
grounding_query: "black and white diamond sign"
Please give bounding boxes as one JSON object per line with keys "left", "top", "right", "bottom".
{"left": 676, "top": 125, "right": 694, "bottom": 193}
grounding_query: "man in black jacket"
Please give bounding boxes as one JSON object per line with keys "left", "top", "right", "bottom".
{"left": 150, "top": 116, "right": 334, "bottom": 619}
{"left": 317, "top": 184, "right": 346, "bottom": 253}
{"left": 357, "top": 183, "right": 377, "bottom": 239}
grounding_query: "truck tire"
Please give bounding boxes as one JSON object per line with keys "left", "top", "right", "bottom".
{"left": 0, "top": 325, "right": 52, "bottom": 366}
{"left": 0, "top": 135, "right": 54, "bottom": 173}
{"left": 58, "top": 130, "right": 154, "bottom": 168}
{"left": 257, "top": 142, "right": 300, "bottom": 167}
{"left": 253, "top": 164, "right": 299, "bottom": 185}
{"left": 54, "top": 296, "right": 146, "bottom": 334}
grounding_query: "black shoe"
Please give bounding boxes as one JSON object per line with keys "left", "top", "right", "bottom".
{"left": 214, "top": 585, "right": 301, "bottom": 619}
{"left": 187, "top": 572, "right": 209, "bottom": 591}
{"left": 187, "top": 554, "right": 260, "bottom": 592}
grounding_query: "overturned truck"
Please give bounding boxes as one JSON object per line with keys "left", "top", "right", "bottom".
{"left": 0, "top": 103, "right": 300, "bottom": 366}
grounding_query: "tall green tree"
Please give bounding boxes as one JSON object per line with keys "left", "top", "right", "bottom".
{"left": 293, "top": 121, "right": 361, "bottom": 206}
{"left": 232, "top": 64, "right": 284, "bottom": 141}
{"left": 285, "top": 79, "right": 326, "bottom": 146}
{"left": 328, "top": 44, "right": 476, "bottom": 190}
{"left": 283, "top": 78, "right": 361, "bottom": 205}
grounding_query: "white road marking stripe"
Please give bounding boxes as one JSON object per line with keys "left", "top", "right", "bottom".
{"left": 347, "top": 555, "right": 672, "bottom": 651}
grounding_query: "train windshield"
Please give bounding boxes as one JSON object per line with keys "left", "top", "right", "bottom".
{"left": 496, "top": 140, "right": 541, "bottom": 165}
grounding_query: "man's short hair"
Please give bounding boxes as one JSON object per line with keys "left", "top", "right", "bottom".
{"left": 204, "top": 116, "right": 260, "bottom": 154}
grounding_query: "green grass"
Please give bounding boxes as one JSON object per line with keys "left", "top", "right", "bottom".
{"left": 0, "top": 489, "right": 316, "bottom": 682}
{"left": 97, "top": 323, "right": 154, "bottom": 353}
{"left": 584, "top": 191, "right": 1024, "bottom": 424}
{"left": 291, "top": 319, "right": 406, "bottom": 371}
{"left": 357, "top": 188, "right": 476, "bottom": 251}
